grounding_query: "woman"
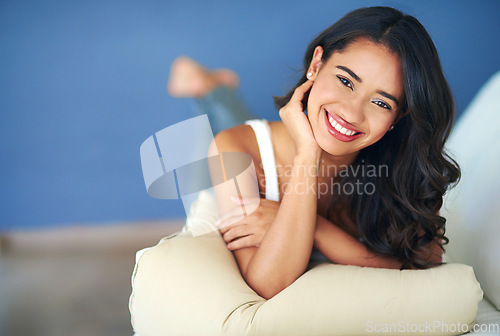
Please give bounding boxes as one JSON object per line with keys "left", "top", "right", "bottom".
{"left": 180, "top": 6, "right": 460, "bottom": 300}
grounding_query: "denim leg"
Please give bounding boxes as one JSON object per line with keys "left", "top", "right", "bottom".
{"left": 178, "top": 86, "right": 256, "bottom": 208}
{"left": 195, "top": 86, "right": 255, "bottom": 135}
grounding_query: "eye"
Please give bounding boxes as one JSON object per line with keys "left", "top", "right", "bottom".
{"left": 336, "top": 75, "right": 353, "bottom": 90}
{"left": 372, "top": 100, "right": 392, "bottom": 111}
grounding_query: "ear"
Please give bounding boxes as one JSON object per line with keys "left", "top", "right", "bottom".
{"left": 307, "top": 46, "right": 324, "bottom": 80}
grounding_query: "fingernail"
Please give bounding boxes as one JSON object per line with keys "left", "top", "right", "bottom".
{"left": 215, "top": 219, "right": 221, "bottom": 226}
{"left": 231, "top": 196, "right": 241, "bottom": 204}
{"left": 226, "top": 243, "right": 231, "bottom": 250}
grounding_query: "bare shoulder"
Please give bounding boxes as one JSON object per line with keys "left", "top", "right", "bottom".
{"left": 211, "top": 123, "right": 270, "bottom": 168}
{"left": 215, "top": 120, "right": 286, "bottom": 149}
{"left": 213, "top": 124, "right": 255, "bottom": 152}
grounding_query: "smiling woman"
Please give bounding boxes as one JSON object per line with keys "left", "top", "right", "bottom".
{"left": 208, "top": 6, "right": 460, "bottom": 299}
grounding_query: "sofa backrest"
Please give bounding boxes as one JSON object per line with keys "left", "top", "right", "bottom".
{"left": 442, "top": 71, "right": 500, "bottom": 309}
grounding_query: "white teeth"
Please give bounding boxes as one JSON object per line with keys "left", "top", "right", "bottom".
{"left": 327, "top": 114, "right": 358, "bottom": 136}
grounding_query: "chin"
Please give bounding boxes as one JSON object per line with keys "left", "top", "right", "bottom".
{"left": 317, "top": 136, "right": 360, "bottom": 158}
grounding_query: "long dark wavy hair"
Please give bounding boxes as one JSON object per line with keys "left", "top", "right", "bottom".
{"left": 274, "top": 6, "right": 460, "bottom": 269}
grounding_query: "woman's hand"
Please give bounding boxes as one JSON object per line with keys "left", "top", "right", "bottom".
{"left": 279, "top": 80, "right": 320, "bottom": 157}
{"left": 216, "top": 196, "right": 280, "bottom": 250}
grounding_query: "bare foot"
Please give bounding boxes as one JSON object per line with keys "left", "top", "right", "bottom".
{"left": 167, "top": 56, "right": 239, "bottom": 98}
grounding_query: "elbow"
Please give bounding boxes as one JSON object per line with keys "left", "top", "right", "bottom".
{"left": 244, "top": 270, "right": 297, "bottom": 300}
{"left": 247, "top": 276, "right": 283, "bottom": 300}
{"left": 254, "top": 287, "right": 278, "bottom": 300}
{"left": 255, "top": 284, "right": 283, "bottom": 300}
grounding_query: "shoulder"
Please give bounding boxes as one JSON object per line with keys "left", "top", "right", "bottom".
{"left": 211, "top": 119, "right": 285, "bottom": 154}
{"left": 208, "top": 120, "right": 289, "bottom": 168}
{"left": 208, "top": 123, "right": 262, "bottom": 170}
{"left": 212, "top": 123, "right": 255, "bottom": 152}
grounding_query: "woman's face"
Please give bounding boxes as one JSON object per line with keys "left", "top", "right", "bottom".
{"left": 307, "top": 39, "right": 404, "bottom": 159}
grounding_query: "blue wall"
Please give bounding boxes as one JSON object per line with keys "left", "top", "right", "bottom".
{"left": 1, "top": 0, "right": 499, "bottom": 230}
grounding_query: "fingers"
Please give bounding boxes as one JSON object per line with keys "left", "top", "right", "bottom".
{"left": 221, "top": 224, "right": 249, "bottom": 243}
{"left": 227, "top": 235, "right": 258, "bottom": 251}
{"left": 279, "top": 79, "right": 314, "bottom": 121}
{"left": 219, "top": 222, "right": 238, "bottom": 234}
{"left": 289, "top": 79, "right": 314, "bottom": 103}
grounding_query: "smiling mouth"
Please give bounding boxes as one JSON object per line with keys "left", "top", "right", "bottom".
{"left": 324, "top": 109, "right": 364, "bottom": 142}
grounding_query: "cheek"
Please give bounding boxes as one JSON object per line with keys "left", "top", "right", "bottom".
{"left": 368, "top": 114, "right": 395, "bottom": 138}
{"left": 308, "top": 80, "right": 340, "bottom": 110}
{"left": 307, "top": 82, "right": 322, "bottom": 108}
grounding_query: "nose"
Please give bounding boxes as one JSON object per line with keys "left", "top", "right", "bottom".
{"left": 339, "top": 98, "right": 365, "bottom": 126}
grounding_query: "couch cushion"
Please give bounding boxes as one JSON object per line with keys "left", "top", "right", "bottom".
{"left": 130, "top": 193, "right": 483, "bottom": 336}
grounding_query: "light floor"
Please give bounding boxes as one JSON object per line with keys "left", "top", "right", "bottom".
{"left": 0, "top": 220, "right": 184, "bottom": 336}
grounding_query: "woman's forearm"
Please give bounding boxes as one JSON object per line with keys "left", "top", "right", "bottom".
{"left": 314, "top": 215, "right": 402, "bottom": 269}
{"left": 245, "top": 152, "right": 321, "bottom": 299}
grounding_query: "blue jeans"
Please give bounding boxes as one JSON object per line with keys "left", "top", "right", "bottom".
{"left": 195, "top": 86, "right": 255, "bottom": 135}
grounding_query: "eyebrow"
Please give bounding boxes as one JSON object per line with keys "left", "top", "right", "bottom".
{"left": 336, "top": 66, "right": 362, "bottom": 82}
{"left": 336, "top": 65, "right": 399, "bottom": 107}
{"left": 377, "top": 90, "right": 399, "bottom": 107}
